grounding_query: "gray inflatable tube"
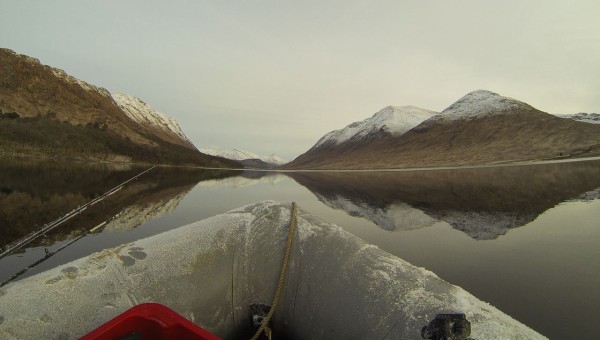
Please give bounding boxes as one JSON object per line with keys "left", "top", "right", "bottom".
{"left": 0, "top": 201, "right": 545, "bottom": 339}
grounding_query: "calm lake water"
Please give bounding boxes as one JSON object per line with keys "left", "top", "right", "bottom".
{"left": 1, "top": 157, "right": 599, "bottom": 339}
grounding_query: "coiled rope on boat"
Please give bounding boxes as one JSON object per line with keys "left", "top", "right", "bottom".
{"left": 250, "top": 202, "right": 298, "bottom": 340}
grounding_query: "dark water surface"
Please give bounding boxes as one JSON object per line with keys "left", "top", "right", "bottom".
{"left": 1, "top": 157, "right": 599, "bottom": 339}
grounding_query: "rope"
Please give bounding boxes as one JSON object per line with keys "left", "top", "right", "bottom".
{"left": 250, "top": 202, "right": 298, "bottom": 340}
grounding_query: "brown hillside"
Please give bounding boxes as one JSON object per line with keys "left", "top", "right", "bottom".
{"left": 284, "top": 108, "right": 600, "bottom": 169}
{"left": 0, "top": 48, "right": 239, "bottom": 167}
{"left": 0, "top": 48, "right": 154, "bottom": 146}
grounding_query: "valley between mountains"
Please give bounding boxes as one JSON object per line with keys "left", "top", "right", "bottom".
{"left": 1, "top": 48, "right": 599, "bottom": 169}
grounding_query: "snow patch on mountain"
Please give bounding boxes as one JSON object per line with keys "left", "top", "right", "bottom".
{"left": 313, "top": 106, "right": 438, "bottom": 149}
{"left": 50, "top": 68, "right": 112, "bottom": 98}
{"left": 199, "top": 147, "right": 260, "bottom": 161}
{"left": 112, "top": 93, "right": 190, "bottom": 142}
{"left": 438, "top": 90, "right": 534, "bottom": 121}
{"left": 199, "top": 146, "right": 286, "bottom": 165}
{"left": 555, "top": 112, "right": 600, "bottom": 124}
{"left": 263, "top": 153, "right": 287, "bottom": 165}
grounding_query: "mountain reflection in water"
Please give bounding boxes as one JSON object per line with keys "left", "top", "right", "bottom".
{"left": 289, "top": 161, "right": 600, "bottom": 239}
{"left": 0, "top": 158, "right": 240, "bottom": 249}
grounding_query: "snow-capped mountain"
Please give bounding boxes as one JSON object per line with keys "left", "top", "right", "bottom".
{"left": 262, "top": 153, "right": 287, "bottom": 165}
{"left": 112, "top": 93, "right": 191, "bottom": 144}
{"left": 199, "top": 146, "right": 262, "bottom": 161}
{"left": 285, "top": 105, "right": 437, "bottom": 168}
{"left": 312, "top": 106, "right": 437, "bottom": 150}
{"left": 0, "top": 48, "right": 237, "bottom": 167}
{"left": 435, "top": 90, "right": 533, "bottom": 122}
{"left": 200, "top": 146, "right": 286, "bottom": 167}
{"left": 284, "top": 89, "right": 600, "bottom": 169}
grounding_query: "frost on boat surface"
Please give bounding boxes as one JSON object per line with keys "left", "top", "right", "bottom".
{"left": 0, "top": 201, "right": 546, "bottom": 339}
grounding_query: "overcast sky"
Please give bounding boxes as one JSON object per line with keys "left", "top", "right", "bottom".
{"left": 2, "top": 1, "right": 599, "bottom": 160}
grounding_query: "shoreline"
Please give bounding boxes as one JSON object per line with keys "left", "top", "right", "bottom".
{"left": 268, "top": 155, "right": 600, "bottom": 173}
{"left": 3, "top": 151, "right": 599, "bottom": 173}
{"left": 0, "top": 151, "right": 244, "bottom": 170}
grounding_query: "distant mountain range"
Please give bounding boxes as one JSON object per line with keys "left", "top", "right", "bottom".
{"left": 283, "top": 90, "right": 600, "bottom": 169}
{"left": 200, "top": 146, "right": 286, "bottom": 169}
{"left": 0, "top": 48, "right": 238, "bottom": 167}
{"left": 554, "top": 112, "right": 600, "bottom": 124}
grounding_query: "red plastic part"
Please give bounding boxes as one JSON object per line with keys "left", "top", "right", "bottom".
{"left": 81, "top": 303, "right": 220, "bottom": 340}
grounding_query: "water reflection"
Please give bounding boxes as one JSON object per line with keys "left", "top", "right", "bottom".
{"left": 0, "top": 158, "right": 240, "bottom": 249}
{"left": 1, "top": 158, "right": 598, "bottom": 339}
{"left": 289, "top": 161, "right": 600, "bottom": 239}
{"left": 195, "top": 171, "right": 286, "bottom": 189}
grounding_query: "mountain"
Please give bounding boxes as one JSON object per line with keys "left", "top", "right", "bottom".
{"left": 200, "top": 145, "right": 286, "bottom": 169}
{"left": 284, "top": 90, "right": 600, "bottom": 169}
{"left": 312, "top": 106, "right": 438, "bottom": 149}
{"left": 0, "top": 48, "right": 238, "bottom": 167}
{"left": 285, "top": 106, "right": 437, "bottom": 168}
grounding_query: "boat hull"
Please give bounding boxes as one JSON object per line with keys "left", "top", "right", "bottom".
{"left": 0, "top": 201, "right": 545, "bottom": 339}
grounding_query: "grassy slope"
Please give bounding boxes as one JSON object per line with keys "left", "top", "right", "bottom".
{"left": 0, "top": 114, "right": 240, "bottom": 167}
